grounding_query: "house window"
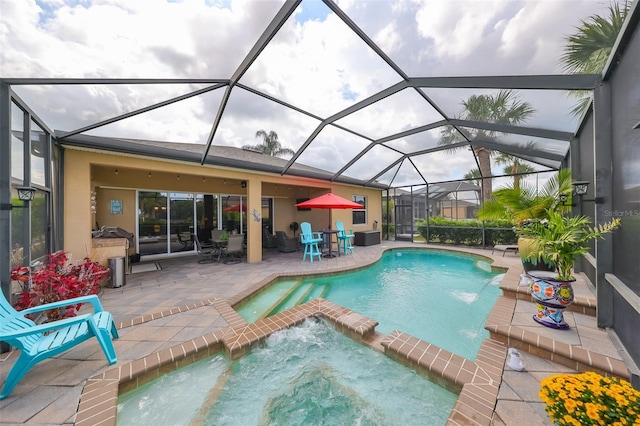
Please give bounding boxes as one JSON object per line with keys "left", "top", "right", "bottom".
{"left": 352, "top": 195, "right": 366, "bottom": 225}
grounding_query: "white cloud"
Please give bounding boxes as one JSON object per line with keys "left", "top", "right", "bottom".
{"left": 0, "top": 0, "right": 614, "bottom": 186}
{"left": 414, "top": 0, "right": 511, "bottom": 60}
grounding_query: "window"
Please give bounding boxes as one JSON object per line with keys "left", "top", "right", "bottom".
{"left": 352, "top": 195, "right": 366, "bottom": 225}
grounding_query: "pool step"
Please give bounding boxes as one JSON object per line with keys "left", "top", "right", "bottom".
{"left": 262, "top": 280, "right": 314, "bottom": 319}
{"left": 256, "top": 279, "right": 304, "bottom": 321}
{"left": 306, "top": 283, "right": 328, "bottom": 301}
{"left": 260, "top": 282, "right": 330, "bottom": 319}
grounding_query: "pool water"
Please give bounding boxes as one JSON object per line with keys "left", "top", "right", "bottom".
{"left": 237, "top": 249, "right": 503, "bottom": 360}
{"left": 117, "top": 319, "right": 458, "bottom": 425}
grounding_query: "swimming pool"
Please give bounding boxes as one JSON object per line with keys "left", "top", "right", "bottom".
{"left": 117, "top": 318, "right": 458, "bottom": 425}
{"left": 237, "top": 249, "right": 503, "bottom": 360}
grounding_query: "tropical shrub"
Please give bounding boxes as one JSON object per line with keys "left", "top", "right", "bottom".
{"left": 10, "top": 251, "right": 110, "bottom": 322}
{"left": 417, "top": 218, "right": 515, "bottom": 246}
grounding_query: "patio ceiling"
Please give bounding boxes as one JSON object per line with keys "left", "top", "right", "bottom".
{"left": 2, "top": 0, "right": 616, "bottom": 189}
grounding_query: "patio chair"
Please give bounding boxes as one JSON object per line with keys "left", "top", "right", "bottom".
{"left": 335, "top": 221, "right": 354, "bottom": 254}
{"left": 0, "top": 293, "right": 118, "bottom": 399}
{"left": 263, "top": 228, "right": 277, "bottom": 248}
{"left": 223, "top": 234, "right": 245, "bottom": 264}
{"left": 300, "top": 222, "right": 323, "bottom": 263}
{"left": 276, "top": 231, "right": 298, "bottom": 253}
{"left": 492, "top": 244, "right": 519, "bottom": 257}
{"left": 193, "top": 233, "right": 217, "bottom": 263}
{"left": 176, "top": 231, "right": 193, "bottom": 250}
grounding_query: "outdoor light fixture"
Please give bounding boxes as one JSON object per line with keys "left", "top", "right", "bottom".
{"left": 2, "top": 186, "right": 36, "bottom": 210}
{"left": 571, "top": 181, "right": 605, "bottom": 204}
{"left": 572, "top": 181, "right": 589, "bottom": 196}
{"left": 558, "top": 192, "right": 574, "bottom": 207}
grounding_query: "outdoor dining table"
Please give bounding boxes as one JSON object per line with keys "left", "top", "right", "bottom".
{"left": 212, "top": 239, "right": 227, "bottom": 262}
{"left": 321, "top": 229, "right": 340, "bottom": 258}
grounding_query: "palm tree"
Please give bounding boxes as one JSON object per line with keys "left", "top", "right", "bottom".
{"left": 493, "top": 143, "right": 537, "bottom": 189}
{"left": 463, "top": 169, "right": 482, "bottom": 187}
{"left": 438, "top": 90, "right": 535, "bottom": 203}
{"left": 242, "top": 130, "right": 295, "bottom": 158}
{"left": 500, "top": 162, "right": 536, "bottom": 189}
{"left": 476, "top": 168, "right": 573, "bottom": 222}
{"left": 560, "top": 1, "right": 630, "bottom": 116}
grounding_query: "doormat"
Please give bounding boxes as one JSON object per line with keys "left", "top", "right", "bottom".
{"left": 129, "top": 262, "right": 161, "bottom": 274}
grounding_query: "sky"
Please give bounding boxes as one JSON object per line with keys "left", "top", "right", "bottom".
{"left": 0, "top": 0, "right": 615, "bottom": 189}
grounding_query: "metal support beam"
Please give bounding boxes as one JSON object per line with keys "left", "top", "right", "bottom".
{"left": 1, "top": 83, "right": 12, "bottom": 305}
{"left": 201, "top": 0, "right": 301, "bottom": 163}
{"left": 409, "top": 74, "right": 601, "bottom": 90}
{"left": 593, "top": 82, "right": 615, "bottom": 328}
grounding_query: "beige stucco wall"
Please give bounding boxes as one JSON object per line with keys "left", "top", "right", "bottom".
{"left": 63, "top": 147, "right": 382, "bottom": 264}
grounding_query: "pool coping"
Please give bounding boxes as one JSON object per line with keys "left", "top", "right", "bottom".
{"left": 75, "top": 296, "right": 508, "bottom": 426}
{"left": 73, "top": 246, "right": 630, "bottom": 425}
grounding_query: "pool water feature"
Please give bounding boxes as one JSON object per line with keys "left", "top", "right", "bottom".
{"left": 237, "top": 249, "right": 503, "bottom": 360}
{"left": 117, "top": 319, "right": 458, "bottom": 425}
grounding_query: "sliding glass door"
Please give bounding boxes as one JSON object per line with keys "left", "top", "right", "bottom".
{"left": 169, "top": 193, "right": 195, "bottom": 253}
{"left": 138, "top": 191, "right": 168, "bottom": 256}
{"left": 137, "top": 191, "right": 273, "bottom": 258}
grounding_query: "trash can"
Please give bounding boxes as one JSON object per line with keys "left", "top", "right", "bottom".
{"left": 109, "top": 256, "right": 126, "bottom": 288}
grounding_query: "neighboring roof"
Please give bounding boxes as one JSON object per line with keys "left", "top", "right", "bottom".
{"left": 439, "top": 199, "right": 479, "bottom": 208}
{"left": 392, "top": 181, "right": 481, "bottom": 201}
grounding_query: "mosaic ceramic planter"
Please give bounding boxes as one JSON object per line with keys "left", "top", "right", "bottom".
{"left": 527, "top": 270, "right": 575, "bottom": 330}
{"left": 518, "top": 238, "right": 555, "bottom": 273}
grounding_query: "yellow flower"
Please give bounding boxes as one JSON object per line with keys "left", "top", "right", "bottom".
{"left": 540, "top": 372, "right": 640, "bottom": 425}
{"left": 565, "top": 398, "right": 578, "bottom": 414}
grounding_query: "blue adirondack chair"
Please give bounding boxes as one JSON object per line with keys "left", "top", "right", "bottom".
{"left": 0, "top": 293, "right": 118, "bottom": 399}
{"left": 299, "top": 222, "right": 323, "bottom": 263}
{"left": 335, "top": 221, "right": 355, "bottom": 254}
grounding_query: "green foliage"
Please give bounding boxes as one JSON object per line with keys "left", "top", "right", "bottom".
{"left": 523, "top": 209, "right": 621, "bottom": 280}
{"left": 382, "top": 222, "right": 395, "bottom": 236}
{"left": 416, "top": 218, "right": 516, "bottom": 246}
{"left": 560, "top": 1, "right": 630, "bottom": 116}
{"left": 477, "top": 168, "right": 573, "bottom": 222}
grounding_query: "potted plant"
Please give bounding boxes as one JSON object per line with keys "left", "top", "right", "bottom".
{"left": 520, "top": 209, "right": 621, "bottom": 329}
{"left": 539, "top": 371, "right": 639, "bottom": 425}
{"left": 478, "top": 168, "right": 573, "bottom": 272}
{"left": 10, "top": 251, "right": 110, "bottom": 322}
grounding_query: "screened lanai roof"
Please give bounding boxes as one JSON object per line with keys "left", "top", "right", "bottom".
{"left": 1, "top": 0, "right": 625, "bottom": 189}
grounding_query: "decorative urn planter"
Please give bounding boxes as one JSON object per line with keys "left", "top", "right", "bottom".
{"left": 527, "top": 270, "right": 575, "bottom": 329}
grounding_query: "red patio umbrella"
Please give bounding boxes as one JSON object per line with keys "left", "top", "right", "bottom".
{"left": 295, "top": 193, "right": 362, "bottom": 209}
{"left": 295, "top": 193, "right": 362, "bottom": 229}
{"left": 223, "top": 204, "right": 247, "bottom": 212}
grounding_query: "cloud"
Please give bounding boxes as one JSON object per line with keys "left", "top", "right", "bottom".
{"left": 0, "top": 0, "right": 611, "bottom": 186}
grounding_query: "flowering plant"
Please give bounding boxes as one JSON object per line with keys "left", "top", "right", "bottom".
{"left": 10, "top": 251, "right": 110, "bottom": 322}
{"left": 539, "top": 372, "right": 640, "bottom": 425}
